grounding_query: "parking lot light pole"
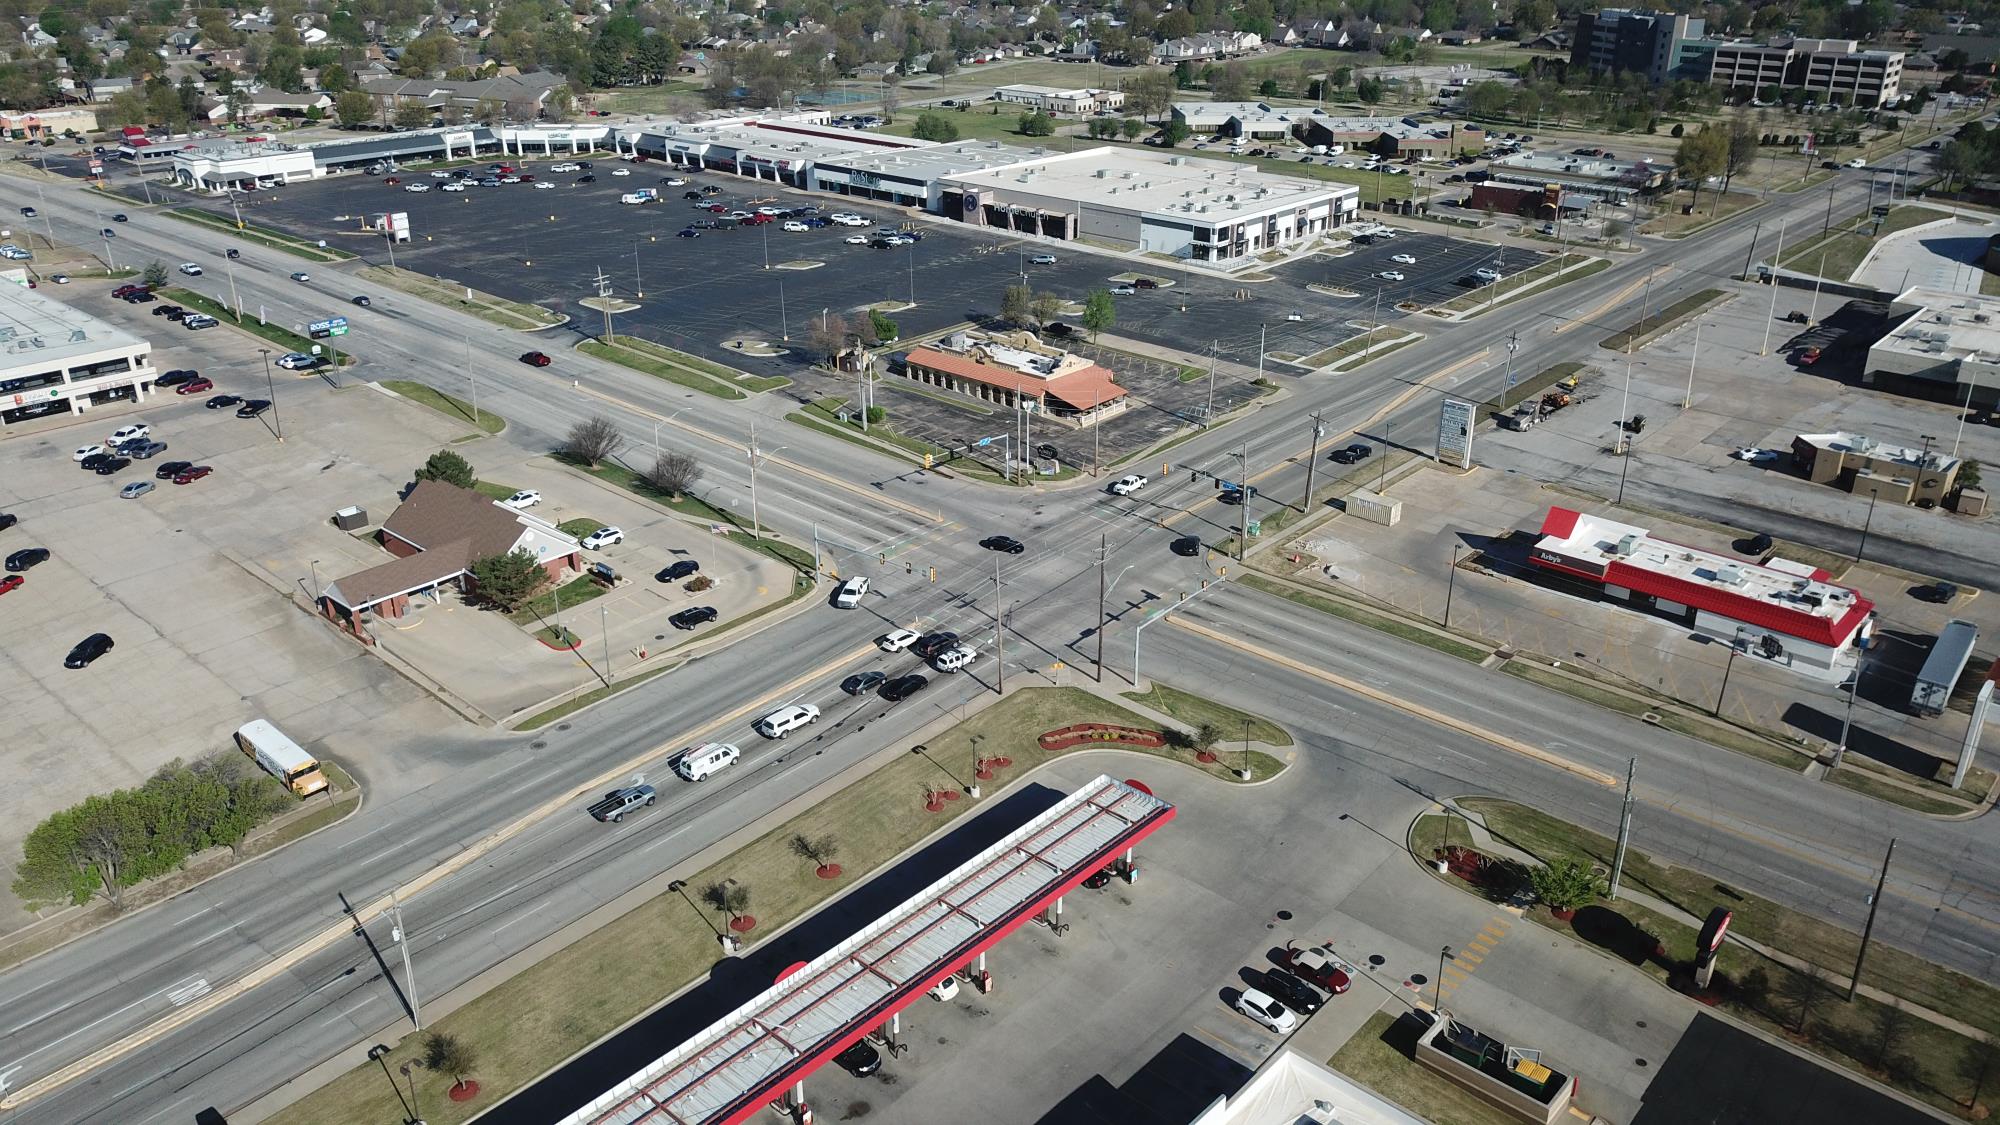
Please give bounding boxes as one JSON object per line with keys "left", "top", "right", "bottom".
{"left": 259, "top": 349, "right": 283, "bottom": 442}
{"left": 367, "top": 1044, "right": 416, "bottom": 1125}
{"left": 310, "top": 559, "right": 321, "bottom": 604}
{"left": 1683, "top": 317, "right": 1702, "bottom": 409}
{"left": 1443, "top": 544, "right": 1466, "bottom": 630}
{"left": 1436, "top": 946, "right": 1452, "bottom": 1012}
{"left": 1855, "top": 491, "right": 1879, "bottom": 563}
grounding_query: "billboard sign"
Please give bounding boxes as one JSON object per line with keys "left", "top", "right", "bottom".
{"left": 308, "top": 316, "right": 349, "bottom": 338}
{"left": 1436, "top": 398, "right": 1475, "bottom": 469}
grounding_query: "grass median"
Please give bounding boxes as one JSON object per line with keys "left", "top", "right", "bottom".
{"left": 580, "top": 338, "right": 744, "bottom": 399}
{"left": 164, "top": 206, "right": 355, "bottom": 261}
{"left": 1599, "top": 288, "right": 1728, "bottom": 351}
{"left": 379, "top": 380, "right": 506, "bottom": 434}
{"left": 160, "top": 288, "right": 347, "bottom": 360}
{"left": 1122, "top": 683, "right": 1292, "bottom": 747}
{"left": 266, "top": 686, "right": 1281, "bottom": 1125}
{"left": 1433, "top": 255, "right": 1610, "bottom": 317}
{"left": 1242, "top": 574, "right": 1489, "bottom": 663}
{"left": 353, "top": 265, "right": 565, "bottom": 331}
{"left": 1774, "top": 204, "right": 1949, "bottom": 280}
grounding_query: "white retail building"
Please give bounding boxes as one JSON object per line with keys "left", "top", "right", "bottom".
{"left": 0, "top": 282, "right": 155, "bottom": 426}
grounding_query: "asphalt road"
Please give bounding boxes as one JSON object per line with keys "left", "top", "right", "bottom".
{"left": 0, "top": 137, "right": 1991, "bottom": 1125}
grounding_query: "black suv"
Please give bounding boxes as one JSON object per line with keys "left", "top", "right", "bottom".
{"left": 912, "top": 632, "right": 959, "bottom": 660}
{"left": 655, "top": 559, "right": 700, "bottom": 582}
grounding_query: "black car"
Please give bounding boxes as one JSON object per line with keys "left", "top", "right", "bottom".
{"left": 912, "top": 632, "right": 959, "bottom": 660}
{"left": 236, "top": 399, "right": 271, "bottom": 418}
{"left": 79, "top": 452, "right": 110, "bottom": 471}
{"left": 155, "top": 460, "right": 194, "bottom": 479}
{"left": 1257, "top": 968, "right": 1324, "bottom": 1015}
{"left": 93, "top": 456, "right": 130, "bottom": 476}
{"left": 126, "top": 290, "right": 155, "bottom": 303}
{"left": 834, "top": 1040, "right": 882, "bottom": 1078}
{"left": 111, "top": 213, "right": 127, "bottom": 222}
{"left": 979, "top": 535, "right": 1025, "bottom": 554}
{"left": 206, "top": 395, "right": 241, "bottom": 410}
{"left": 0, "top": 512, "right": 14, "bottom": 531}
{"left": 1082, "top": 864, "right": 1118, "bottom": 889}
{"left": 1344, "top": 443, "right": 1373, "bottom": 461}
{"left": 881, "top": 673, "right": 929, "bottom": 702}
{"left": 156, "top": 369, "right": 198, "bottom": 387}
{"left": 226, "top": 248, "right": 240, "bottom": 259}
{"left": 1171, "top": 535, "right": 1202, "bottom": 557}
{"left": 352, "top": 295, "right": 371, "bottom": 306}
{"left": 655, "top": 559, "right": 700, "bottom": 582}
{"left": 5, "top": 547, "right": 49, "bottom": 572}
{"left": 578, "top": 173, "right": 596, "bottom": 183}
{"left": 670, "top": 605, "right": 718, "bottom": 630}
{"left": 842, "top": 670, "right": 888, "bottom": 696}
{"left": 683, "top": 190, "right": 703, "bottom": 199}
{"left": 64, "top": 633, "right": 114, "bottom": 669}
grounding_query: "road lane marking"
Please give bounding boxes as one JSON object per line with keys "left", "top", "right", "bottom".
{"left": 1552, "top": 266, "right": 1667, "bottom": 336}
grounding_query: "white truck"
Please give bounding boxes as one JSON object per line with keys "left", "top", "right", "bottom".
{"left": 234, "top": 719, "right": 329, "bottom": 797}
{"left": 619, "top": 188, "right": 658, "bottom": 204}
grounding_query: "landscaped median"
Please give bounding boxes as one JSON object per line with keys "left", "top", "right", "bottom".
{"left": 1772, "top": 205, "right": 1950, "bottom": 281}
{"left": 160, "top": 288, "right": 350, "bottom": 360}
{"left": 1411, "top": 796, "right": 2000, "bottom": 1119}
{"left": 1598, "top": 288, "right": 1730, "bottom": 352}
{"left": 163, "top": 207, "right": 354, "bottom": 262}
{"left": 379, "top": 381, "right": 505, "bottom": 435}
{"left": 352, "top": 265, "right": 565, "bottom": 332}
{"left": 1426, "top": 254, "right": 1610, "bottom": 318}
{"left": 578, "top": 335, "right": 790, "bottom": 399}
{"left": 265, "top": 686, "right": 1287, "bottom": 1125}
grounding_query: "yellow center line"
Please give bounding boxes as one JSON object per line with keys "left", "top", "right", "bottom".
{"left": 1552, "top": 265, "right": 1668, "bottom": 336}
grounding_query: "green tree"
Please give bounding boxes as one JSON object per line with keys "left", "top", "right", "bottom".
{"left": 1000, "top": 283, "right": 1034, "bottom": 326}
{"left": 1018, "top": 110, "right": 1055, "bottom": 136}
{"left": 1161, "top": 119, "right": 1191, "bottom": 146}
{"left": 334, "top": 89, "right": 374, "bottom": 128}
{"left": 1960, "top": 459, "right": 1982, "bottom": 491}
{"left": 1081, "top": 290, "right": 1115, "bottom": 340}
{"left": 394, "top": 102, "right": 431, "bottom": 130}
{"left": 1120, "top": 118, "right": 1144, "bottom": 141}
{"left": 1527, "top": 856, "right": 1601, "bottom": 912}
{"left": 413, "top": 449, "right": 476, "bottom": 489}
{"left": 142, "top": 260, "right": 168, "bottom": 289}
{"left": 868, "top": 308, "right": 899, "bottom": 342}
{"left": 421, "top": 1031, "right": 479, "bottom": 1093}
{"left": 703, "top": 880, "right": 751, "bottom": 923}
{"left": 1674, "top": 126, "right": 1728, "bottom": 210}
{"left": 1356, "top": 76, "right": 1385, "bottom": 104}
{"left": 910, "top": 111, "right": 959, "bottom": 142}
{"left": 1721, "top": 118, "right": 1761, "bottom": 196}
{"left": 1210, "top": 60, "right": 1251, "bottom": 101}
{"left": 12, "top": 806, "right": 104, "bottom": 907}
{"left": 468, "top": 549, "right": 550, "bottom": 612}
{"left": 1258, "top": 78, "right": 1280, "bottom": 98}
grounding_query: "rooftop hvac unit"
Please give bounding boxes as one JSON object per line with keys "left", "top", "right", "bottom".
{"left": 1940, "top": 312, "right": 1957, "bottom": 326}
{"left": 68, "top": 329, "right": 85, "bottom": 342}
{"left": 1718, "top": 566, "right": 1744, "bottom": 585}
{"left": 1616, "top": 533, "right": 1640, "bottom": 556}
{"left": 1975, "top": 313, "right": 1992, "bottom": 323}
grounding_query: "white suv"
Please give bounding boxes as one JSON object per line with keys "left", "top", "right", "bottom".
{"left": 833, "top": 575, "right": 870, "bottom": 609}
{"left": 1110, "top": 474, "right": 1147, "bottom": 496}
{"left": 177, "top": 262, "right": 203, "bottom": 276}
{"left": 754, "top": 704, "right": 820, "bottom": 739}
{"left": 580, "top": 526, "right": 624, "bottom": 549}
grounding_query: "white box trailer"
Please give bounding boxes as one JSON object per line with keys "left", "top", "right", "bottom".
{"left": 234, "top": 719, "right": 329, "bottom": 797}
{"left": 1912, "top": 620, "right": 1979, "bottom": 718}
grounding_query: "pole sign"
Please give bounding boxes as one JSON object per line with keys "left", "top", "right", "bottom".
{"left": 1436, "top": 398, "right": 1475, "bottom": 469}
{"left": 308, "top": 316, "right": 349, "bottom": 339}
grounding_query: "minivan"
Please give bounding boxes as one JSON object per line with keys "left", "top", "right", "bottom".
{"left": 933, "top": 645, "right": 977, "bottom": 673}
{"left": 754, "top": 704, "right": 820, "bottom": 739}
{"left": 673, "top": 741, "right": 742, "bottom": 781}
{"left": 833, "top": 575, "right": 870, "bottom": 609}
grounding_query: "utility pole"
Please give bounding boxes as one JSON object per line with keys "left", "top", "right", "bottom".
{"left": 389, "top": 891, "right": 420, "bottom": 1030}
{"left": 1367, "top": 286, "right": 1383, "bottom": 351}
{"left": 1302, "top": 411, "right": 1326, "bottom": 511}
{"left": 1740, "top": 220, "right": 1761, "bottom": 282}
{"left": 748, "top": 419, "right": 764, "bottom": 541}
{"left": 592, "top": 267, "right": 615, "bottom": 344}
{"left": 1234, "top": 442, "right": 1251, "bottom": 562}
{"left": 1095, "top": 533, "right": 1107, "bottom": 683}
{"left": 1683, "top": 317, "right": 1702, "bottom": 408}
{"left": 1848, "top": 837, "right": 1897, "bottom": 1001}
{"left": 993, "top": 551, "right": 1005, "bottom": 695}
{"left": 1761, "top": 216, "right": 1788, "bottom": 356}
{"left": 1607, "top": 757, "right": 1637, "bottom": 901}
{"left": 1501, "top": 329, "right": 1519, "bottom": 390}
{"left": 464, "top": 337, "right": 479, "bottom": 427}
{"left": 1202, "top": 341, "right": 1217, "bottom": 427}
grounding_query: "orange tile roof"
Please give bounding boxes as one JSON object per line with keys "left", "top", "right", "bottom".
{"left": 905, "top": 347, "right": 1129, "bottom": 411}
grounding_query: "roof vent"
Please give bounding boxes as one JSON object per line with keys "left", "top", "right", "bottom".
{"left": 68, "top": 329, "right": 86, "bottom": 342}
{"left": 1717, "top": 565, "right": 1744, "bottom": 585}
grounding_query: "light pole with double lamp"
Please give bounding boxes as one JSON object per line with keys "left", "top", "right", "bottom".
{"left": 258, "top": 348, "right": 283, "bottom": 442}
{"left": 668, "top": 878, "right": 737, "bottom": 953}
{"left": 1436, "top": 945, "right": 1452, "bottom": 1012}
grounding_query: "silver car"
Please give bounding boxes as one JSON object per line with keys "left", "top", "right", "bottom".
{"left": 119, "top": 480, "right": 154, "bottom": 499}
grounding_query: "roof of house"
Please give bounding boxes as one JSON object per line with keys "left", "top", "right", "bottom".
{"left": 905, "top": 345, "right": 1127, "bottom": 410}
{"left": 1531, "top": 506, "right": 1873, "bottom": 648}
{"left": 326, "top": 480, "right": 578, "bottom": 610}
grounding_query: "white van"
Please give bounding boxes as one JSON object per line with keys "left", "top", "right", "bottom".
{"left": 833, "top": 575, "right": 870, "bottom": 609}
{"left": 674, "top": 741, "right": 741, "bottom": 781}
{"left": 933, "top": 645, "right": 977, "bottom": 673}
{"left": 754, "top": 703, "right": 821, "bottom": 739}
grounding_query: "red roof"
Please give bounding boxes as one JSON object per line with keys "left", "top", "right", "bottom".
{"left": 1600, "top": 557, "right": 1872, "bottom": 647}
{"left": 905, "top": 347, "right": 1128, "bottom": 410}
{"left": 1540, "top": 506, "right": 1582, "bottom": 538}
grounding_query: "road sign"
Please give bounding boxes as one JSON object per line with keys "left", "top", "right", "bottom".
{"left": 307, "top": 316, "right": 349, "bottom": 339}
{"left": 1437, "top": 398, "right": 1475, "bottom": 469}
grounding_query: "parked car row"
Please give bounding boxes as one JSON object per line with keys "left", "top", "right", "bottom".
{"left": 0, "top": 514, "right": 118, "bottom": 667}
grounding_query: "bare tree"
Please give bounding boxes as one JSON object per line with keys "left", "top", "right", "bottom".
{"left": 1959, "top": 1037, "right": 2000, "bottom": 1113}
{"left": 1778, "top": 963, "right": 1830, "bottom": 1035}
{"left": 807, "top": 313, "right": 850, "bottom": 365}
{"left": 1032, "top": 290, "right": 1063, "bottom": 327}
{"left": 641, "top": 450, "right": 703, "bottom": 499}
{"left": 880, "top": 73, "right": 901, "bottom": 123}
{"left": 563, "top": 416, "right": 625, "bottom": 467}
{"left": 702, "top": 880, "right": 751, "bottom": 923}
{"left": 788, "top": 833, "right": 840, "bottom": 870}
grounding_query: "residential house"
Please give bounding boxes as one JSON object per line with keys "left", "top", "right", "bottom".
{"left": 86, "top": 75, "right": 138, "bottom": 103}
{"left": 358, "top": 71, "right": 569, "bottom": 116}
{"left": 22, "top": 23, "right": 58, "bottom": 48}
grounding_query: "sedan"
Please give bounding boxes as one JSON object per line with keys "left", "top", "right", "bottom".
{"left": 128, "top": 440, "right": 167, "bottom": 460}
{"left": 669, "top": 605, "right": 718, "bottom": 630}
{"left": 1171, "top": 535, "right": 1203, "bottom": 557}
{"left": 979, "top": 535, "right": 1025, "bottom": 554}
{"left": 353, "top": 295, "right": 372, "bottom": 306}
{"left": 112, "top": 213, "right": 128, "bottom": 223}
{"left": 72, "top": 444, "right": 105, "bottom": 462}
{"left": 93, "top": 457, "right": 131, "bottom": 476}
{"left": 912, "top": 631, "right": 960, "bottom": 660}
{"left": 5, "top": 547, "right": 50, "bottom": 572}
{"left": 119, "top": 480, "right": 155, "bottom": 499}
{"left": 275, "top": 352, "right": 316, "bottom": 370}
{"left": 534, "top": 181, "right": 556, "bottom": 190}
{"left": 1374, "top": 270, "right": 1405, "bottom": 282}
{"left": 205, "top": 394, "right": 241, "bottom": 410}
{"left": 0, "top": 512, "right": 14, "bottom": 531}
{"left": 1733, "top": 447, "right": 1780, "bottom": 463}
{"left": 1257, "top": 969, "right": 1325, "bottom": 1015}
{"left": 877, "top": 628, "right": 920, "bottom": 653}
{"left": 79, "top": 452, "right": 110, "bottom": 471}
{"left": 64, "top": 633, "right": 115, "bottom": 669}
{"left": 1234, "top": 987, "right": 1298, "bottom": 1034}
{"left": 173, "top": 465, "right": 214, "bottom": 484}
{"left": 844, "top": 234, "right": 869, "bottom": 245}
{"left": 289, "top": 271, "right": 310, "bottom": 282}
{"left": 520, "top": 351, "right": 553, "bottom": 367}
{"left": 1110, "top": 284, "right": 1136, "bottom": 295}
{"left": 49, "top": 274, "right": 69, "bottom": 284}
{"left": 502, "top": 489, "right": 542, "bottom": 509}
{"left": 655, "top": 559, "right": 700, "bottom": 582}
{"left": 1390, "top": 253, "right": 1417, "bottom": 265}
{"left": 881, "top": 673, "right": 929, "bottom": 702}
{"left": 833, "top": 1040, "right": 882, "bottom": 1078}
{"left": 1283, "top": 943, "right": 1354, "bottom": 994}
{"left": 678, "top": 228, "right": 700, "bottom": 238}
{"left": 842, "top": 671, "right": 889, "bottom": 696}
{"left": 155, "top": 460, "right": 193, "bottom": 479}
{"left": 235, "top": 400, "right": 271, "bottom": 418}
{"left": 611, "top": 167, "right": 631, "bottom": 177}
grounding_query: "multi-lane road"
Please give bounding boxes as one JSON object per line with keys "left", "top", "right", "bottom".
{"left": 1, "top": 142, "right": 1993, "bottom": 1125}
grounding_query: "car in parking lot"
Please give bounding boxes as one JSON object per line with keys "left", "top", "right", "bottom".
{"left": 79, "top": 452, "right": 110, "bottom": 471}
{"left": 6, "top": 547, "right": 50, "bottom": 572}
{"left": 587, "top": 784, "right": 656, "bottom": 823}
{"left": 441, "top": 182, "right": 466, "bottom": 191}
{"left": 1256, "top": 968, "right": 1324, "bottom": 1014}
{"left": 878, "top": 628, "right": 920, "bottom": 653}
{"left": 781, "top": 220, "right": 809, "bottom": 233}
{"left": 1029, "top": 253, "right": 1057, "bottom": 264}
{"left": 275, "top": 352, "right": 316, "bottom": 370}
{"left": 0, "top": 574, "right": 19, "bottom": 595}
{"left": 502, "top": 489, "right": 542, "bottom": 509}
{"left": 64, "top": 633, "right": 115, "bottom": 669}
{"left": 108, "top": 423, "right": 150, "bottom": 445}
{"left": 1797, "top": 345, "right": 1823, "bottom": 365}
{"left": 1109, "top": 473, "right": 1147, "bottom": 496}
{"left": 980, "top": 535, "right": 1025, "bottom": 554}
{"left": 669, "top": 605, "right": 718, "bottom": 630}
{"left": 156, "top": 369, "right": 198, "bottom": 387}
{"left": 128, "top": 441, "right": 167, "bottom": 460}
{"left": 73, "top": 444, "right": 105, "bottom": 462}
{"left": 205, "top": 394, "right": 240, "bottom": 409}
{"left": 1233, "top": 987, "right": 1298, "bottom": 1034}
{"left": 678, "top": 228, "right": 700, "bottom": 238}
{"left": 119, "top": 480, "right": 155, "bottom": 499}
{"left": 1374, "top": 270, "right": 1405, "bottom": 282}
{"left": 1733, "top": 447, "right": 1780, "bottom": 464}
{"left": 843, "top": 234, "right": 869, "bottom": 245}
{"left": 1391, "top": 253, "right": 1417, "bottom": 265}
{"left": 881, "top": 673, "right": 929, "bottom": 701}
{"left": 155, "top": 460, "right": 193, "bottom": 479}
{"left": 520, "top": 351, "right": 553, "bottom": 367}
{"left": 842, "top": 671, "right": 888, "bottom": 695}
{"left": 1282, "top": 943, "right": 1354, "bottom": 993}
{"left": 1110, "top": 283, "right": 1136, "bottom": 295}
{"left": 182, "top": 314, "right": 218, "bottom": 330}
{"left": 235, "top": 399, "right": 271, "bottom": 418}
{"left": 0, "top": 512, "right": 14, "bottom": 531}
{"left": 93, "top": 457, "right": 131, "bottom": 476}
{"left": 173, "top": 465, "right": 214, "bottom": 484}
{"left": 580, "top": 526, "right": 624, "bottom": 549}
{"left": 655, "top": 559, "right": 700, "bottom": 582}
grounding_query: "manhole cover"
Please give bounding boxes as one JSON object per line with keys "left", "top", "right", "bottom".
{"left": 1635, "top": 1058, "right": 1649, "bottom": 1067}
{"left": 1275, "top": 910, "right": 1293, "bottom": 921}
{"left": 1409, "top": 972, "right": 1428, "bottom": 985}
{"left": 655, "top": 634, "right": 666, "bottom": 640}
{"left": 558, "top": 723, "right": 572, "bottom": 731}
{"left": 530, "top": 740, "right": 547, "bottom": 750}
{"left": 1368, "top": 954, "right": 1386, "bottom": 966}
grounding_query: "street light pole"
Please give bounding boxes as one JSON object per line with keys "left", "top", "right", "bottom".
{"left": 388, "top": 891, "right": 419, "bottom": 1030}
{"left": 1095, "top": 533, "right": 1107, "bottom": 683}
{"left": 1443, "top": 544, "right": 1465, "bottom": 629}
{"left": 1855, "top": 491, "right": 1879, "bottom": 563}
{"left": 259, "top": 349, "right": 283, "bottom": 442}
{"left": 1714, "top": 627, "right": 1746, "bottom": 716}
{"left": 1761, "top": 216, "right": 1788, "bottom": 356}
{"left": 1302, "top": 411, "right": 1326, "bottom": 511}
{"left": 993, "top": 551, "right": 1005, "bottom": 695}
{"left": 1683, "top": 317, "right": 1702, "bottom": 408}
{"left": 1436, "top": 946, "right": 1452, "bottom": 1012}
{"left": 1848, "top": 837, "right": 1897, "bottom": 1001}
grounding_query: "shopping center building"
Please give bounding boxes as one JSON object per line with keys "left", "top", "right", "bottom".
{"left": 0, "top": 283, "right": 155, "bottom": 426}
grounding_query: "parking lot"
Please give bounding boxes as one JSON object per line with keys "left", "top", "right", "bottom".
{"left": 1279, "top": 229, "right": 1528, "bottom": 310}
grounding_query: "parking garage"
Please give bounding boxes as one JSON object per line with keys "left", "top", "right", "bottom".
{"left": 547, "top": 774, "right": 1174, "bottom": 1125}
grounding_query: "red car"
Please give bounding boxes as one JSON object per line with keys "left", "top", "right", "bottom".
{"left": 173, "top": 465, "right": 213, "bottom": 485}
{"left": 384, "top": 176, "right": 400, "bottom": 185}
{"left": 705, "top": 203, "right": 728, "bottom": 213}
{"left": 1798, "top": 345, "right": 1823, "bottom": 366}
{"left": 111, "top": 284, "right": 140, "bottom": 298}
{"left": 518, "top": 173, "right": 535, "bottom": 182}
{"left": 520, "top": 351, "right": 552, "bottom": 367}
{"left": 1283, "top": 943, "right": 1354, "bottom": 994}
{"left": 176, "top": 378, "right": 215, "bottom": 395}
{"left": 0, "top": 574, "right": 22, "bottom": 595}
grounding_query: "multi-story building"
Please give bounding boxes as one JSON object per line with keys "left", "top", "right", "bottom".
{"left": 1569, "top": 9, "right": 1708, "bottom": 83}
{"left": 0, "top": 282, "right": 154, "bottom": 427}
{"left": 1706, "top": 37, "right": 1903, "bottom": 106}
